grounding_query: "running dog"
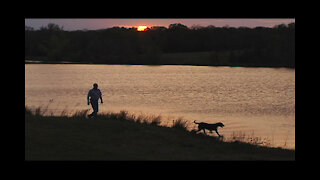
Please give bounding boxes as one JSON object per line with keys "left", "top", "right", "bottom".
{"left": 194, "top": 120, "right": 224, "bottom": 137}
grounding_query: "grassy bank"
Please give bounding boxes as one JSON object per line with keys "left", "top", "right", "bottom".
{"left": 25, "top": 108, "right": 295, "bottom": 161}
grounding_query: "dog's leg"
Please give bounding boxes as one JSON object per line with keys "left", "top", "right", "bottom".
{"left": 215, "top": 130, "right": 221, "bottom": 137}
{"left": 203, "top": 129, "right": 207, "bottom": 135}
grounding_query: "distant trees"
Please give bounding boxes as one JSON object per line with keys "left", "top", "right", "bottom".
{"left": 39, "top": 23, "right": 64, "bottom": 31}
{"left": 168, "top": 23, "right": 189, "bottom": 31}
{"left": 25, "top": 23, "right": 295, "bottom": 67}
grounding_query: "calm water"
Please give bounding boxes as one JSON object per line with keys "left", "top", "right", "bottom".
{"left": 25, "top": 64, "right": 295, "bottom": 149}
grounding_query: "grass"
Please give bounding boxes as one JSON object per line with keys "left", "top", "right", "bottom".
{"left": 25, "top": 107, "right": 295, "bottom": 161}
{"left": 172, "top": 117, "right": 189, "bottom": 130}
{"left": 227, "top": 131, "right": 272, "bottom": 147}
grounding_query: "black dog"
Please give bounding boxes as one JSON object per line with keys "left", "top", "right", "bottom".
{"left": 194, "top": 120, "right": 224, "bottom": 137}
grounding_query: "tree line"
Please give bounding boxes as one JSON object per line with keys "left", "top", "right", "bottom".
{"left": 25, "top": 22, "right": 295, "bottom": 68}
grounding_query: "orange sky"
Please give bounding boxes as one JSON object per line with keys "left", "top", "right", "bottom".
{"left": 25, "top": 18, "right": 295, "bottom": 31}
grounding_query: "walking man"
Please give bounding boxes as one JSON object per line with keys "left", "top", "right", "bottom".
{"left": 87, "top": 83, "right": 103, "bottom": 118}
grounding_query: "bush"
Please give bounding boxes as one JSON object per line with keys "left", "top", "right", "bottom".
{"left": 172, "top": 117, "right": 189, "bottom": 130}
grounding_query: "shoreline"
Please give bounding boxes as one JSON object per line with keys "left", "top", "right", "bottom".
{"left": 25, "top": 107, "right": 295, "bottom": 160}
{"left": 25, "top": 60, "right": 295, "bottom": 69}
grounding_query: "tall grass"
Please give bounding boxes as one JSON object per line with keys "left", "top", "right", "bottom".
{"left": 25, "top": 106, "right": 188, "bottom": 129}
{"left": 227, "top": 131, "right": 271, "bottom": 147}
{"left": 27, "top": 106, "right": 49, "bottom": 116}
{"left": 72, "top": 109, "right": 90, "bottom": 117}
{"left": 25, "top": 106, "right": 277, "bottom": 148}
{"left": 171, "top": 117, "right": 189, "bottom": 130}
{"left": 100, "top": 111, "right": 162, "bottom": 126}
{"left": 25, "top": 106, "right": 33, "bottom": 115}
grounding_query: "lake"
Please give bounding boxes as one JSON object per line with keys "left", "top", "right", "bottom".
{"left": 25, "top": 64, "right": 295, "bottom": 149}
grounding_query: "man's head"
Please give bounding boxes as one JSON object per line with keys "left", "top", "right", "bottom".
{"left": 93, "top": 83, "right": 98, "bottom": 89}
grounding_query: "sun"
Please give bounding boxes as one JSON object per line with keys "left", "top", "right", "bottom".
{"left": 137, "top": 25, "right": 148, "bottom": 31}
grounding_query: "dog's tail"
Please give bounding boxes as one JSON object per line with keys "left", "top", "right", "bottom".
{"left": 194, "top": 120, "right": 199, "bottom": 124}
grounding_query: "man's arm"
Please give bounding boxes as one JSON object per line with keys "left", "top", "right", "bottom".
{"left": 99, "top": 90, "right": 103, "bottom": 103}
{"left": 87, "top": 91, "right": 90, "bottom": 105}
{"left": 100, "top": 93, "right": 103, "bottom": 104}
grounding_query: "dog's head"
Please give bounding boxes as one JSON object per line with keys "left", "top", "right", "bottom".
{"left": 217, "top": 122, "right": 225, "bottom": 128}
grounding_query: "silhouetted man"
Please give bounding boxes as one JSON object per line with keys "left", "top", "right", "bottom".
{"left": 87, "top": 83, "right": 103, "bottom": 118}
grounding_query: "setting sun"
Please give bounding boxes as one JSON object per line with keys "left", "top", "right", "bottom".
{"left": 137, "top": 25, "right": 148, "bottom": 31}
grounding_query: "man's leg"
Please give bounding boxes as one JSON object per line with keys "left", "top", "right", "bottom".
{"left": 91, "top": 100, "right": 99, "bottom": 117}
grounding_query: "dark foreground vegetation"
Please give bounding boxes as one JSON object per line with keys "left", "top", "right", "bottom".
{"left": 25, "top": 107, "right": 295, "bottom": 161}
{"left": 25, "top": 23, "right": 295, "bottom": 68}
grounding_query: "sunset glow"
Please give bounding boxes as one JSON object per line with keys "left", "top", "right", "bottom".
{"left": 137, "top": 25, "right": 148, "bottom": 31}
